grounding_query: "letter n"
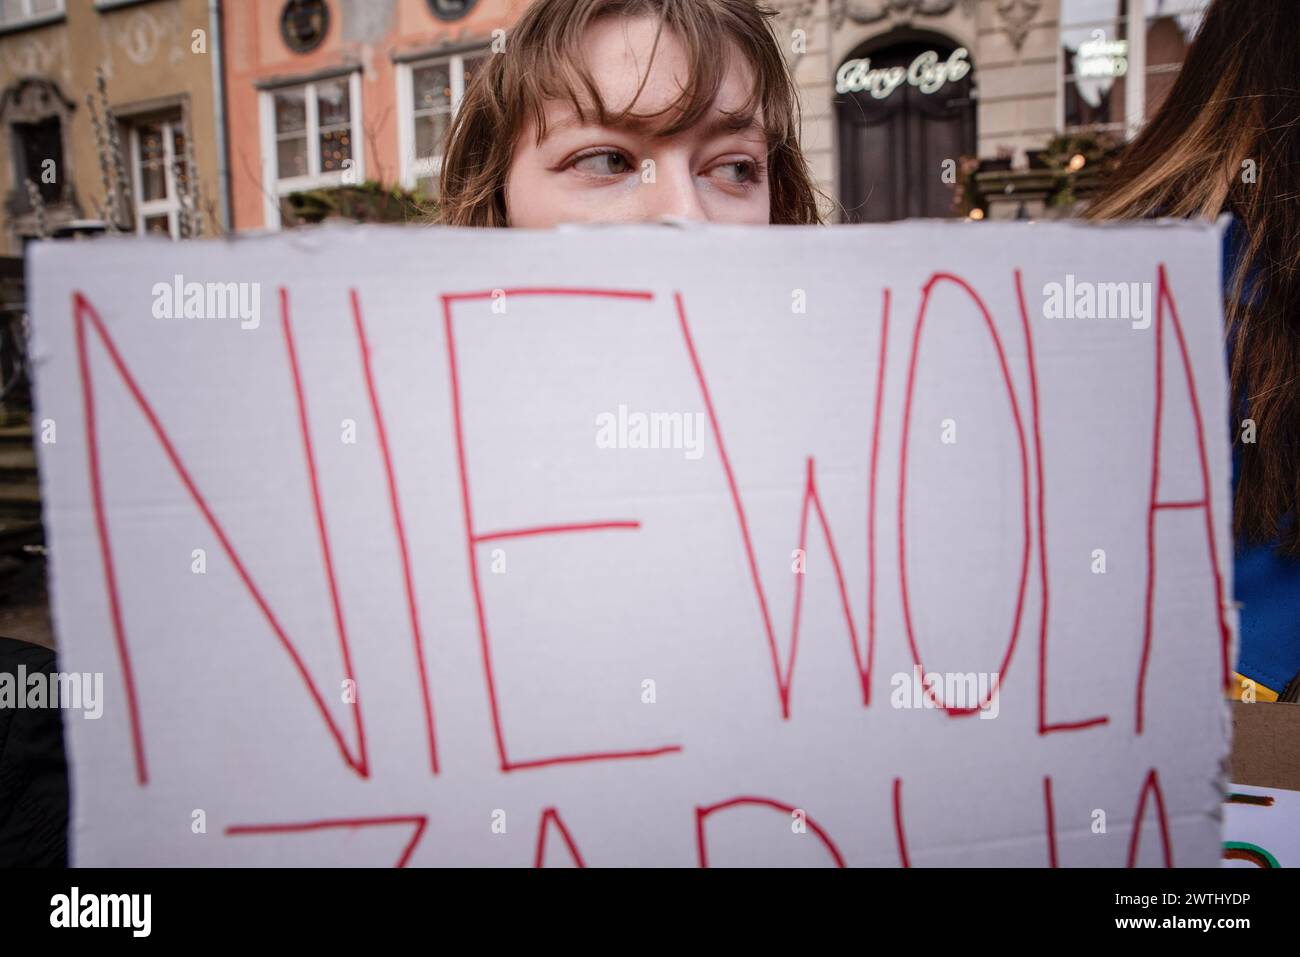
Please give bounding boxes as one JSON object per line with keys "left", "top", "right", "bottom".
{"left": 72, "top": 291, "right": 369, "bottom": 784}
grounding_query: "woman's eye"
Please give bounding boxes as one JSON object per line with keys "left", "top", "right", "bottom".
{"left": 710, "top": 160, "right": 757, "bottom": 184}
{"left": 570, "top": 151, "right": 632, "bottom": 176}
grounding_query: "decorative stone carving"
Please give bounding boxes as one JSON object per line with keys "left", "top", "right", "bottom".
{"left": 830, "top": 0, "right": 967, "bottom": 29}
{"left": 996, "top": 0, "right": 1043, "bottom": 51}
{"left": 0, "top": 76, "right": 75, "bottom": 127}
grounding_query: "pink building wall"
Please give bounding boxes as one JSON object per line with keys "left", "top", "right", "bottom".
{"left": 224, "top": 0, "right": 525, "bottom": 231}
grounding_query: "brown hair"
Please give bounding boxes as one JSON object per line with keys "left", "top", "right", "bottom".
{"left": 1088, "top": 0, "right": 1300, "bottom": 556}
{"left": 436, "top": 0, "right": 822, "bottom": 226}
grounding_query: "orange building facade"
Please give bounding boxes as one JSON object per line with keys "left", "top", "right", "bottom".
{"left": 223, "top": 0, "right": 523, "bottom": 231}
{"left": 221, "top": 0, "right": 1210, "bottom": 230}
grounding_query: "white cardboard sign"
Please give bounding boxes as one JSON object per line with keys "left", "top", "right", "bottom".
{"left": 29, "top": 221, "right": 1234, "bottom": 866}
{"left": 1223, "top": 785, "right": 1300, "bottom": 868}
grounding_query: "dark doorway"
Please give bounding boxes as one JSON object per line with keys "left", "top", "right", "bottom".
{"left": 835, "top": 34, "right": 977, "bottom": 222}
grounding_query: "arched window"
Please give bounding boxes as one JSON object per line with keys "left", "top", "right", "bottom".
{"left": 834, "top": 31, "right": 976, "bottom": 222}
{"left": 1, "top": 77, "right": 79, "bottom": 242}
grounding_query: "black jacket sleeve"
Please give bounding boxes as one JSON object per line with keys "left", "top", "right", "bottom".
{"left": 0, "top": 636, "right": 69, "bottom": 867}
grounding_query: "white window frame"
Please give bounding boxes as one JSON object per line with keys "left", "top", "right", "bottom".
{"left": 396, "top": 50, "right": 484, "bottom": 191}
{"left": 0, "top": 0, "right": 64, "bottom": 29}
{"left": 129, "top": 119, "right": 186, "bottom": 239}
{"left": 258, "top": 71, "right": 364, "bottom": 230}
{"left": 1058, "top": 1, "right": 1208, "bottom": 139}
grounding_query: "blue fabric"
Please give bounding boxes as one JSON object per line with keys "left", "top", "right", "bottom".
{"left": 1225, "top": 220, "right": 1300, "bottom": 691}
{"left": 1235, "top": 541, "right": 1300, "bottom": 690}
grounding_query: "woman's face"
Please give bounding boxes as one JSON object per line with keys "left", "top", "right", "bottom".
{"left": 505, "top": 16, "right": 771, "bottom": 227}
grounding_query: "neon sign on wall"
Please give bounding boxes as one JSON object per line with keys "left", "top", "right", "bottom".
{"left": 1077, "top": 30, "right": 1129, "bottom": 78}
{"left": 836, "top": 47, "right": 972, "bottom": 99}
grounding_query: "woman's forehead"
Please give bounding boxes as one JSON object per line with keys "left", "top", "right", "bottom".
{"left": 574, "top": 15, "right": 759, "bottom": 128}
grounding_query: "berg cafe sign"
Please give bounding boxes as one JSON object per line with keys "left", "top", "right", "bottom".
{"left": 836, "top": 47, "right": 971, "bottom": 99}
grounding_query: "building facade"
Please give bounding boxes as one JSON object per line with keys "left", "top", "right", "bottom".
{"left": 0, "top": 0, "right": 1210, "bottom": 246}
{"left": 221, "top": 0, "right": 1209, "bottom": 229}
{"left": 0, "top": 0, "right": 225, "bottom": 253}
{"left": 222, "top": 0, "right": 519, "bottom": 231}
{"left": 784, "top": 0, "right": 1209, "bottom": 221}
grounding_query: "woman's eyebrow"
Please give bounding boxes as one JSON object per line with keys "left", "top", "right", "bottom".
{"left": 695, "top": 112, "right": 766, "bottom": 139}
{"left": 541, "top": 110, "right": 766, "bottom": 142}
